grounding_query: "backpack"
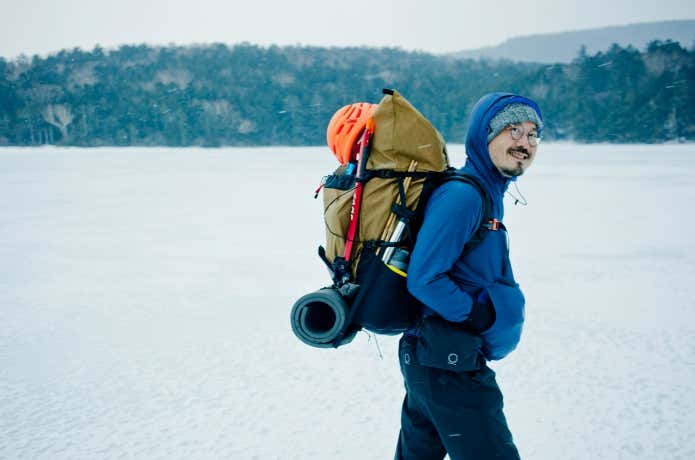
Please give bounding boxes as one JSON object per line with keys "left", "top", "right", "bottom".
{"left": 290, "top": 89, "right": 495, "bottom": 348}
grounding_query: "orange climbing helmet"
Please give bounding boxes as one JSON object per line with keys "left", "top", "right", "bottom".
{"left": 326, "top": 102, "right": 378, "bottom": 165}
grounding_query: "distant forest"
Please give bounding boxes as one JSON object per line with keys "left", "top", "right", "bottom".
{"left": 0, "top": 40, "right": 693, "bottom": 146}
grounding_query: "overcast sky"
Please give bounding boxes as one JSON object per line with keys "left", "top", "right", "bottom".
{"left": 1, "top": 0, "right": 693, "bottom": 58}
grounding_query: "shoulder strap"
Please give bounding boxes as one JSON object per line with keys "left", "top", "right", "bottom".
{"left": 438, "top": 172, "right": 498, "bottom": 258}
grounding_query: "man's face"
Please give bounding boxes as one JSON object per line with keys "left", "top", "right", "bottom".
{"left": 488, "top": 121, "right": 538, "bottom": 177}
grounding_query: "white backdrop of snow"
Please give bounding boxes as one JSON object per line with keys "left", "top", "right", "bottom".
{"left": 0, "top": 144, "right": 694, "bottom": 459}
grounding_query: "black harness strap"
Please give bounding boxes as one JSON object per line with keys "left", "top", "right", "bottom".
{"left": 390, "top": 177, "right": 417, "bottom": 224}
{"left": 436, "top": 173, "right": 500, "bottom": 258}
{"left": 363, "top": 169, "right": 440, "bottom": 181}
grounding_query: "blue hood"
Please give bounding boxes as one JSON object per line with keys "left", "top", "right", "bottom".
{"left": 461, "top": 93, "right": 543, "bottom": 219}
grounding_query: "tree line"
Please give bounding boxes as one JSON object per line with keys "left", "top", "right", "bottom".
{"left": 0, "top": 40, "right": 692, "bottom": 146}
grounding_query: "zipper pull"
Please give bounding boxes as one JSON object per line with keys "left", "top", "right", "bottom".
{"left": 314, "top": 176, "right": 327, "bottom": 199}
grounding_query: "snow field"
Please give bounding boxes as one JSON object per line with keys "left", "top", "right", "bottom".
{"left": 1, "top": 144, "right": 694, "bottom": 459}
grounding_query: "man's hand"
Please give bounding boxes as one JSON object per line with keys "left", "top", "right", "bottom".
{"left": 464, "top": 291, "right": 495, "bottom": 333}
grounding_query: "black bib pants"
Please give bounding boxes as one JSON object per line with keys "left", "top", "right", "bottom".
{"left": 394, "top": 335, "right": 521, "bottom": 460}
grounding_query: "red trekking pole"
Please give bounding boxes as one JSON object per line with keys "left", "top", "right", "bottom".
{"left": 343, "top": 118, "right": 375, "bottom": 264}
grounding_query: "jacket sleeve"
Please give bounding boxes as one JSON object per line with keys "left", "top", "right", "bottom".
{"left": 406, "top": 181, "right": 483, "bottom": 322}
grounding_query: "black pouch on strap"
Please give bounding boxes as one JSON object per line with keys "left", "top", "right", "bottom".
{"left": 415, "top": 315, "right": 484, "bottom": 372}
{"left": 348, "top": 250, "right": 423, "bottom": 335}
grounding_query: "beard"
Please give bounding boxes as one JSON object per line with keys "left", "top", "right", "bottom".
{"left": 500, "top": 147, "right": 529, "bottom": 177}
{"left": 500, "top": 162, "right": 525, "bottom": 177}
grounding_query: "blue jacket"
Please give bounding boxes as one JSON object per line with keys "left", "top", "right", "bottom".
{"left": 407, "top": 93, "right": 542, "bottom": 361}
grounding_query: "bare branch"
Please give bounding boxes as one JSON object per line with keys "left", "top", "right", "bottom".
{"left": 41, "top": 104, "right": 74, "bottom": 142}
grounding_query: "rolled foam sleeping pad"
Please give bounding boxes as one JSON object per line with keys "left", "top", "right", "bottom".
{"left": 290, "top": 288, "right": 356, "bottom": 348}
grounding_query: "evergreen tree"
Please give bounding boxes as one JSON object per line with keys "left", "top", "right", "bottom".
{"left": 0, "top": 42, "right": 692, "bottom": 146}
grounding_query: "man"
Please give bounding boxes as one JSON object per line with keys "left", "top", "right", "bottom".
{"left": 395, "top": 93, "right": 543, "bottom": 460}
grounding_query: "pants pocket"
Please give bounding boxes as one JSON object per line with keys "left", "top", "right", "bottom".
{"left": 415, "top": 316, "right": 483, "bottom": 372}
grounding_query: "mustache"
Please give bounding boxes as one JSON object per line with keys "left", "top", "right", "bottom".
{"left": 508, "top": 146, "right": 530, "bottom": 155}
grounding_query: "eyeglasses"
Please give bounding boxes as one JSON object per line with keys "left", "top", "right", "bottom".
{"left": 507, "top": 124, "right": 541, "bottom": 146}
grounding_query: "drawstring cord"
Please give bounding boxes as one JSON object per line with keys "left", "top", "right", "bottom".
{"left": 364, "top": 331, "right": 383, "bottom": 360}
{"left": 507, "top": 181, "right": 528, "bottom": 206}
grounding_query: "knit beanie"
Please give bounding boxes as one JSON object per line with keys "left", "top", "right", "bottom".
{"left": 487, "top": 103, "right": 543, "bottom": 144}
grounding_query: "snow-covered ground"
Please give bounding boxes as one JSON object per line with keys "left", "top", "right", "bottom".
{"left": 1, "top": 144, "right": 694, "bottom": 460}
